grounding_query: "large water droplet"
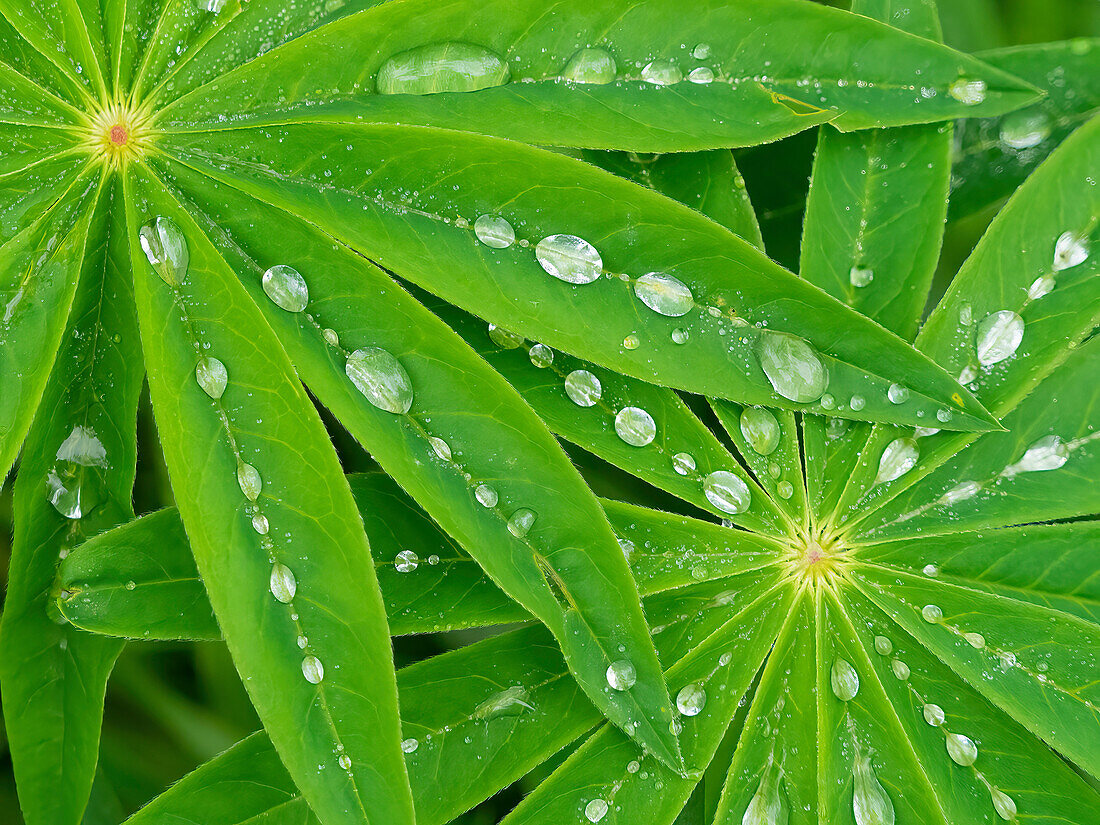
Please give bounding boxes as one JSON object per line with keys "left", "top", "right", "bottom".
{"left": 922, "top": 604, "right": 942, "bottom": 623}
{"left": 139, "top": 216, "right": 188, "bottom": 286}
{"left": 474, "top": 214, "right": 515, "bottom": 249}
{"left": 942, "top": 480, "right": 980, "bottom": 505}
{"left": 401, "top": 738, "right": 419, "bottom": 753}
{"left": 849, "top": 266, "right": 874, "bottom": 288}
{"left": 302, "top": 655, "right": 324, "bottom": 684}
{"left": 975, "top": 310, "right": 1024, "bottom": 366}
{"left": 1006, "top": 434, "right": 1069, "bottom": 475}
{"left": 641, "top": 59, "right": 682, "bottom": 85}
{"left": 703, "top": 470, "right": 750, "bottom": 514}
{"left": 562, "top": 48, "right": 617, "bottom": 85}
{"left": 606, "top": 659, "right": 636, "bottom": 690}
{"left": 262, "top": 265, "right": 309, "bottom": 312}
{"left": 756, "top": 332, "right": 829, "bottom": 403}
{"left": 948, "top": 77, "right": 986, "bottom": 105}
{"left": 676, "top": 683, "right": 706, "bottom": 716}
{"left": 875, "top": 438, "right": 918, "bottom": 485}
{"left": 990, "top": 787, "right": 1017, "bottom": 821}
{"left": 474, "top": 483, "right": 498, "bottom": 508}
{"left": 395, "top": 549, "right": 419, "bottom": 572}
{"left": 830, "top": 658, "right": 860, "bottom": 701}
{"left": 853, "top": 755, "right": 895, "bottom": 825}
{"left": 474, "top": 685, "right": 534, "bottom": 720}
{"left": 428, "top": 436, "right": 452, "bottom": 461}
{"left": 237, "top": 461, "right": 262, "bottom": 500}
{"left": 887, "top": 384, "right": 909, "bottom": 405}
{"left": 922, "top": 703, "right": 945, "bottom": 726}
{"left": 195, "top": 357, "right": 228, "bottom": 400}
{"left": 946, "top": 732, "right": 978, "bottom": 766}
{"left": 890, "top": 659, "right": 910, "bottom": 680}
{"left": 535, "top": 234, "right": 602, "bottom": 284}
{"left": 270, "top": 562, "right": 297, "bottom": 603}
{"left": 633, "top": 272, "right": 694, "bottom": 316}
{"left": 529, "top": 343, "right": 554, "bottom": 368}
{"left": 46, "top": 470, "right": 85, "bottom": 519}
{"left": 56, "top": 425, "right": 107, "bottom": 467}
{"left": 1027, "top": 275, "right": 1055, "bottom": 300}
{"left": 507, "top": 508, "right": 536, "bottom": 537}
{"left": 376, "top": 42, "right": 510, "bottom": 95}
{"left": 740, "top": 408, "right": 780, "bottom": 455}
{"left": 584, "top": 799, "right": 609, "bottom": 823}
{"left": 564, "top": 370, "right": 602, "bottom": 407}
{"left": 346, "top": 347, "right": 414, "bottom": 414}
{"left": 1000, "top": 109, "right": 1051, "bottom": 149}
{"left": 338, "top": 753, "right": 352, "bottom": 771}
{"left": 873, "top": 636, "right": 893, "bottom": 655}
{"left": 615, "top": 406, "right": 656, "bottom": 447}
{"left": 488, "top": 323, "right": 524, "bottom": 349}
{"left": 252, "top": 513, "right": 269, "bottom": 535}
{"left": 1053, "top": 231, "right": 1089, "bottom": 271}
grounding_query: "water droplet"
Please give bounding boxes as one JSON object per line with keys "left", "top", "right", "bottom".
{"left": 1027, "top": 275, "right": 1055, "bottom": 300}
{"left": 563, "top": 370, "right": 602, "bottom": 407}
{"left": 584, "top": 799, "right": 609, "bottom": 823}
{"left": 976, "top": 310, "right": 1024, "bottom": 366}
{"left": 921, "top": 604, "right": 942, "bottom": 623}
{"left": 627, "top": 759, "right": 640, "bottom": 773}
{"left": 850, "top": 395, "right": 866, "bottom": 412}
{"left": 672, "top": 452, "right": 696, "bottom": 475}
{"left": 1053, "top": 230, "right": 1089, "bottom": 271}
{"left": 756, "top": 332, "right": 829, "bottom": 403}
{"left": 615, "top": 406, "right": 656, "bottom": 447}
{"left": 474, "top": 685, "right": 534, "bottom": 720}
{"left": 562, "top": 48, "right": 617, "bottom": 84}
{"left": 139, "top": 216, "right": 188, "bottom": 286}
{"left": 935, "top": 408, "right": 953, "bottom": 424}
{"left": 641, "top": 58, "right": 682, "bottom": 85}
{"left": 946, "top": 732, "right": 978, "bottom": 766}
{"left": 703, "top": 470, "right": 751, "bottom": 514}
{"left": 853, "top": 754, "right": 895, "bottom": 825}
{"left": 474, "top": 483, "right": 498, "bottom": 508}
{"left": 873, "top": 636, "right": 893, "bottom": 655}
{"left": 676, "top": 683, "right": 707, "bottom": 716}
{"left": 849, "top": 266, "right": 874, "bottom": 287}
{"left": 692, "top": 43, "right": 712, "bottom": 59}
{"left": 322, "top": 328, "right": 339, "bottom": 347}
{"left": 507, "top": 508, "right": 536, "bottom": 537}
{"left": 829, "top": 658, "right": 860, "bottom": 701}
{"left": 270, "top": 563, "right": 297, "bottom": 603}
{"left": 427, "top": 554, "right": 440, "bottom": 565}
{"left": 633, "top": 272, "right": 694, "bottom": 317}
{"left": 262, "top": 265, "right": 308, "bottom": 312}
{"left": 1007, "top": 434, "right": 1069, "bottom": 474}
{"left": 776, "top": 481, "right": 794, "bottom": 499}
{"left": 395, "top": 549, "right": 419, "bottom": 572}
{"left": 401, "top": 737, "right": 418, "bottom": 753}
{"left": 252, "top": 513, "right": 269, "bottom": 535}
{"left": 740, "top": 407, "right": 780, "bottom": 455}
{"left": 826, "top": 417, "right": 850, "bottom": 439}
{"left": 55, "top": 425, "right": 106, "bottom": 467}
{"left": 887, "top": 384, "right": 909, "bottom": 404}
{"left": 302, "top": 655, "right": 324, "bottom": 684}
{"left": 529, "top": 343, "right": 554, "bottom": 368}
{"left": 46, "top": 470, "right": 83, "bottom": 519}
{"left": 472, "top": 214, "right": 516, "bottom": 249}
{"left": 606, "top": 659, "right": 636, "bottom": 690}
{"left": 671, "top": 327, "right": 689, "bottom": 344}
{"left": 742, "top": 761, "right": 788, "bottom": 825}
{"left": 875, "top": 438, "right": 918, "bottom": 485}
{"left": 346, "top": 347, "right": 414, "bottom": 414}
{"left": 429, "top": 436, "right": 452, "bottom": 461}
{"left": 618, "top": 537, "right": 635, "bottom": 560}
{"left": 338, "top": 754, "right": 352, "bottom": 770}
{"left": 719, "top": 652, "right": 733, "bottom": 666}
{"left": 488, "top": 323, "right": 524, "bottom": 349}
{"left": 948, "top": 77, "right": 986, "bottom": 105}
{"left": 688, "top": 66, "right": 714, "bottom": 84}
{"left": 990, "top": 787, "right": 1017, "bottom": 821}
{"left": 195, "top": 357, "right": 227, "bottom": 400}
{"left": 237, "top": 462, "right": 262, "bottom": 500}
{"left": 922, "top": 563, "right": 939, "bottom": 577}
{"left": 622, "top": 334, "right": 640, "bottom": 350}
{"left": 1000, "top": 109, "right": 1051, "bottom": 149}
{"left": 922, "top": 703, "right": 945, "bottom": 726}
{"left": 890, "top": 659, "right": 910, "bottom": 680}
{"left": 376, "top": 42, "right": 510, "bottom": 95}
{"left": 964, "top": 632, "right": 985, "bottom": 649}
{"left": 535, "top": 234, "right": 602, "bottom": 284}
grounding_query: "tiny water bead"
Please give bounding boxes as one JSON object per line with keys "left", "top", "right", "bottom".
{"left": 948, "top": 77, "right": 987, "bottom": 105}
{"left": 739, "top": 407, "right": 780, "bottom": 455}
{"left": 641, "top": 59, "right": 683, "bottom": 85}
{"left": 853, "top": 755, "right": 895, "bottom": 825}
{"left": 874, "top": 438, "right": 918, "bottom": 485}
{"left": 584, "top": 799, "right": 609, "bottom": 823}
{"left": 562, "top": 48, "right": 617, "bottom": 85}
{"left": 922, "top": 564, "right": 940, "bottom": 577}
{"left": 887, "top": 383, "right": 910, "bottom": 404}
{"left": 615, "top": 406, "right": 656, "bottom": 447}
{"left": 535, "top": 234, "right": 603, "bottom": 284}
{"left": 756, "top": 332, "right": 829, "bottom": 403}
{"left": 675, "top": 683, "right": 706, "bottom": 716}
{"left": 672, "top": 452, "right": 696, "bottom": 475}
{"left": 1000, "top": 109, "right": 1051, "bottom": 150}
{"left": 564, "top": 370, "right": 602, "bottom": 407}
{"left": 302, "top": 655, "right": 325, "bottom": 684}
{"left": 633, "top": 272, "right": 695, "bottom": 316}
{"left": 376, "top": 42, "right": 510, "bottom": 95}
{"left": 946, "top": 732, "right": 978, "bottom": 766}
{"left": 394, "top": 549, "right": 419, "bottom": 573}
{"left": 922, "top": 604, "right": 943, "bottom": 623}
{"left": 473, "top": 214, "right": 515, "bottom": 249}
{"left": 923, "top": 703, "right": 946, "bottom": 726}
{"left": 487, "top": 323, "right": 524, "bottom": 349}
{"left": 975, "top": 310, "right": 1024, "bottom": 366}
{"left": 474, "top": 483, "right": 498, "bottom": 508}
{"left": 849, "top": 265, "right": 874, "bottom": 288}
{"left": 474, "top": 686, "right": 534, "bottom": 720}
{"left": 606, "top": 659, "right": 637, "bottom": 691}
{"left": 139, "top": 216, "right": 188, "bottom": 286}
{"left": 507, "top": 508, "right": 536, "bottom": 538}
{"left": 703, "top": 470, "right": 751, "bottom": 515}
{"left": 345, "top": 347, "right": 414, "bottom": 414}
{"left": 830, "top": 658, "right": 860, "bottom": 701}
{"left": 1053, "top": 230, "right": 1089, "bottom": 271}
{"left": 261, "top": 264, "right": 309, "bottom": 312}
{"left": 269, "top": 562, "right": 297, "bottom": 603}
{"left": 529, "top": 343, "right": 554, "bottom": 368}
{"left": 237, "top": 461, "right": 262, "bottom": 500}
{"left": 195, "top": 357, "right": 228, "bottom": 400}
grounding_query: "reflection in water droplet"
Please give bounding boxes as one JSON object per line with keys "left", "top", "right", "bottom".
{"left": 946, "top": 732, "right": 978, "bottom": 766}
{"left": 46, "top": 470, "right": 84, "bottom": 520}
{"left": 1027, "top": 275, "right": 1054, "bottom": 300}
{"left": 529, "top": 343, "right": 554, "bottom": 368}
{"left": 195, "top": 357, "right": 228, "bottom": 400}
{"left": 849, "top": 395, "right": 866, "bottom": 412}
{"left": 237, "top": 462, "right": 262, "bottom": 500}
{"left": 56, "top": 425, "right": 107, "bottom": 467}
{"left": 676, "top": 683, "right": 707, "bottom": 716}
{"left": 474, "top": 215, "right": 515, "bottom": 249}
{"left": 622, "top": 334, "right": 640, "bottom": 350}
{"left": 692, "top": 43, "right": 712, "bottom": 59}
{"left": 322, "top": 328, "right": 339, "bottom": 347}
{"left": 338, "top": 754, "right": 352, "bottom": 771}
{"left": 401, "top": 738, "right": 419, "bottom": 753}
{"left": 965, "top": 632, "right": 985, "bottom": 649}
{"left": 252, "top": 513, "right": 269, "bottom": 535}
{"left": 873, "top": 636, "right": 892, "bottom": 655}
{"left": 488, "top": 323, "right": 525, "bottom": 349}
{"left": 703, "top": 470, "right": 751, "bottom": 514}
{"left": 776, "top": 481, "right": 794, "bottom": 499}
{"left": 923, "top": 703, "right": 945, "bottom": 726}
{"left": 507, "top": 508, "right": 536, "bottom": 537}
{"left": 922, "top": 604, "right": 942, "bottom": 623}
{"left": 564, "top": 370, "right": 602, "bottom": 407}
{"left": 429, "top": 436, "right": 452, "bottom": 461}
{"left": 756, "top": 332, "right": 829, "bottom": 403}
{"left": 948, "top": 77, "right": 986, "bottom": 105}
{"left": 474, "top": 483, "right": 498, "bottom": 508}
{"left": 1000, "top": 109, "right": 1050, "bottom": 149}
{"left": 474, "top": 685, "right": 534, "bottom": 720}
{"left": 990, "top": 787, "right": 1017, "bottom": 821}
{"left": 376, "top": 42, "right": 511, "bottom": 95}
{"left": 740, "top": 408, "right": 780, "bottom": 455}
{"left": 1053, "top": 230, "right": 1089, "bottom": 271}
{"left": 270, "top": 563, "right": 297, "bottom": 603}
{"left": 262, "top": 265, "right": 309, "bottom": 312}
{"left": 395, "top": 550, "right": 419, "bottom": 572}
{"left": 139, "top": 216, "right": 188, "bottom": 286}
{"left": 975, "top": 310, "right": 1024, "bottom": 366}
{"left": 535, "top": 234, "right": 602, "bottom": 284}
{"left": 688, "top": 66, "right": 715, "bottom": 84}
{"left": 742, "top": 760, "right": 788, "bottom": 825}
{"left": 346, "top": 347, "right": 414, "bottom": 414}
{"left": 671, "top": 327, "right": 689, "bottom": 344}
{"left": 584, "top": 799, "right": 609, "bottom": 823}
{"left": 875, "top": 438, "right": 918, "bottom": 485}
{"left": 634, "top": 272, "right": 694, "bottom": 316}
{"left": 830, "top": 658, "right": 860, "bottom": 701}
{"left": 849, "top": 266, "right": 874, "bottom": 288}
{"left": 672, "top": 452, "right": 696, "bottom": 475}
{"left": 853, "top": 754, "right": 895, "bottom": 825}
{"left": 1007, "top": 434, "right": 1069, "bottom": 475}
{"left": 615, "top": 406, "right": 656, "bottom": 447}
{"left": 562, "top": 48, "right": 617, "bottom": 85}
{"left": 606, "top": 659, "right": 636, "bottom": 690}
{"left": 641, "top": 59, "right": 683, "bottom": 85}
{"left": 890, "top": 659, "right": 910, "bottom": 680}
{"left": 302, "top": 655, "right": 324, "bottom": 684}
{"left": 887, "top": 384, "right": 909, "bottom": 404}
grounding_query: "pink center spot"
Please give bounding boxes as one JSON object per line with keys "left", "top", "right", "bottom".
{"left": 806, "top": 542, "right": 823, "bottom": 565}
{"left": 109, "top": 125, "right": 128, "bottom": 146}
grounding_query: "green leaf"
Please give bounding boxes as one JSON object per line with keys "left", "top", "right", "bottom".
{"left": 0, "top": 0, "right": 106, "bottom": 103}
{"left": 950, "top": 39, "right": 1100, "bottom": 220}
{"left": 123, "top": 164, "right": 415, "bottom": 825}
{"left": 146, "top": 155, "right": 683, "bottom": 768}
{"left": 159, "top": 123, "right": 997, "bottom": 432}
{"left": 157, "top": 0, "right": 1038, "bottom": 149}
{"left": 0, "top": 175, "right": 142, "bottom": 825}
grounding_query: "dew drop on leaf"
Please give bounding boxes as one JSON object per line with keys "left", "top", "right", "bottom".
{"left": 641, "top": 59, "right": 682, "bottom": 85}
{"left": 671, "top": 327, "right": 689, "bottom": 344}
{"left": 46, "top": 470, "right": 85, "bottom": 520}
{"left": 252, "top": 513, "right": 269, "bottom": 535}
{"left": 853, "top": 754, "right": 895, "bottom": 825}
{"left": 688, "top": 66, "right": 715, "bottom": 84}
{"left": 473, "top": 214, "right": 515, "bottom": 248}
{"left": 946, "top": 732, "right": 978, "bottom": 766}
{"left": 584, "top": 798, "right": 609, "bottom": 823}
{"left": 776, "top": 481, "right": 794, "bottom": 499}
{"left": 676, "top": 683, "right": 706, "bottom": 716}
{"left": 975, "top": 310, "right": 1024, "bottom": 366}
{"left": 564, "top": 369, "right": 602, "bottom": 407}
{"left": 922, "top": 703, "right": 945, "bottom": 726}
{"left": 887, "top": 383, "right": 909, "bottom": 404}
{"left": 269, "top": 563, "right": 297, "bottom": 603}
{"left": 890, "top": 659, "right": 910, "bottom": 680}
{"left": 429, "top": 436, "right": 452, "bottom": 461}
{"left": 873, "top": 636, "right": 892, "bottom": 655}
{"left": 338, "top": 754, "right": 352, "bottom": 771}
{"left": 529, "top": 343, "right": 554, "bottom": 368}
{"left": 921, "top": 604, "right": 942, "bottom": 623}
{"left": 401, "top": 738, "right": 419, "bottom": 754}
{"left": 301, "top": 655, "right": 324, "bottom": 684}
{"left": 1000, "top": 109, "right": 1050, "bottom": 149}
{"left": 948, "top": 77, "right": 986, "bottom": 105}
{"left": 740, "top": 407, "right": 780, "bottom": 455}
{"left": 756, "top": 331, "right": 829, "bottom": 403}
{"left": 965, "top": 632, "right": 985, "bottom": 649}
{"left": 375, "top": 42, "right": 511, "bottom": 95}
{"left": 672, "top": 452, "right": 696, "bottom": 475}
{"left": 535, "top": 234, "right": 602, "bottom": 284}
{"left": 633, "top": 272, "right": 694, "bottom": 316}
{"left": 474, "top": 483, "right": 498, "bottom": 508}
{"left": 703, "top": 470, "right": 750, "bottom": 514}
{"left": 830, "top": 658, "right": 859, "bottom": 701}
{"left": 507, "top": 508, "right": 536, "bottom": 537}
{"left": 395, "top": 550, "right": 419, "bottom": 572}
{"left": 622, "top": 333, "right": 640, "bottom": 350}
{"left": 195, "top": 357, "right": 228, "bottom": 400}
{"left": 237, "top": 461, "right": 262, "bottom": 501}
{"left": 1027, "top": 275, "right": 1055, "bottom": 300}
{"left": 1053, "top": 230, "right": 1089, "bottom": 271}
{"left": 262, "top": 265, "right": 309, "bottom": 312}
{"left": 561, "top": 48, "right": 617, "bottom": 85}
{"left": 874, "top": 438, "right": 918, "bottom": 485}
{"left": 345, "top": 347, "right": 414, "bottom": 414}
{"left": 1007, "top": 434, "right": 1069, "bottom": 474}
{"left": 488, "top": 323, "right": 524, "bottom": 349}
{"left": 990, "top": 787, "right": 1017, "bottom": 821}
{"left": 474, "top": 685, "right": 534, "bottom": 720}
{"left": 615, "top": 406, "right": 656, "bottom": 447}
{"left": 850, "top": 395, "right": 866, "bottom": 412}
{"left": 606, "top": 659, "right": 636, "bottom": 690}
{"left": 692, "top": 43, "right": 712, "bottom": 59}
{"left": 849, "top": 266, "right": 874, "bottom": 287}
{"left": 139, "top": 216, "right": 188, "bottom": 286}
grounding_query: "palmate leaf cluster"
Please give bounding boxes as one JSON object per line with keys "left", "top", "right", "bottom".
{"left": 0, "top": 1, "right": 1097, "bottom": 824}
